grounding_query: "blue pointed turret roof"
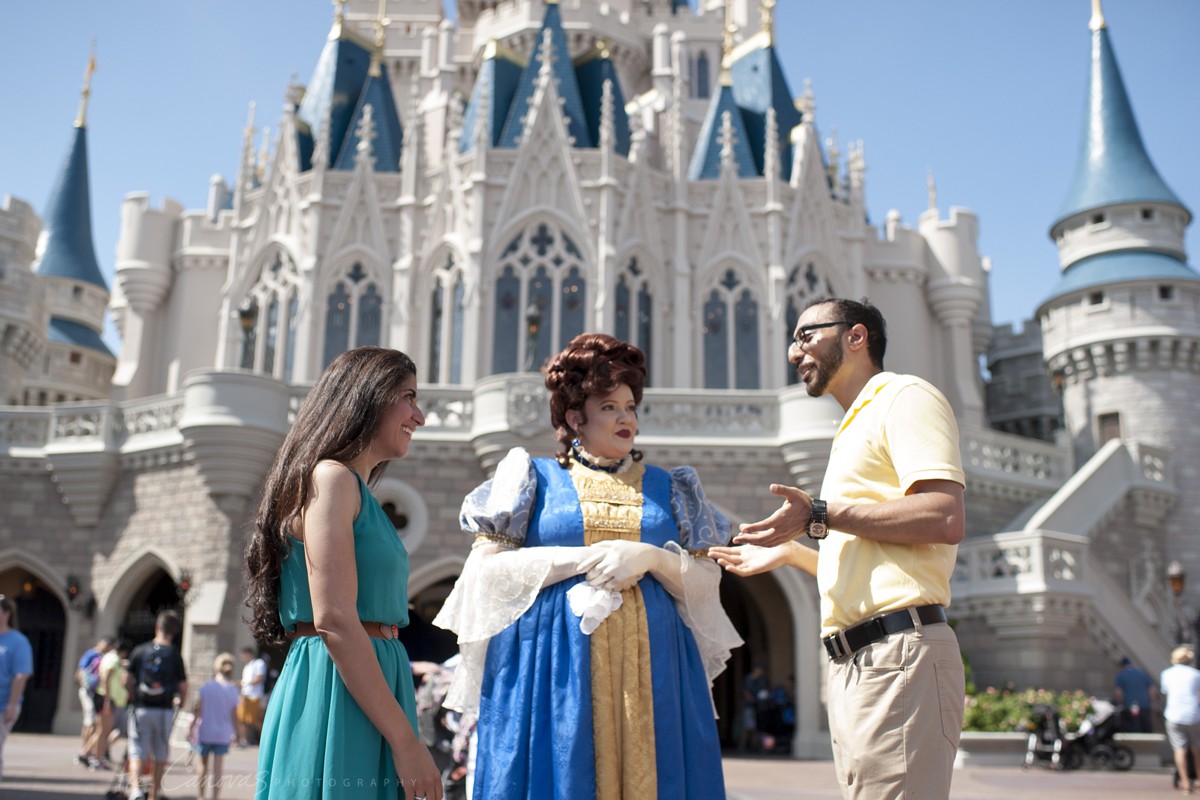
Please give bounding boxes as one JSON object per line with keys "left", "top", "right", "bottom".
{"left": 576, "top": 49, "right": 631, "bottom": 156}
{"left": 1053, "top": 23, "right": 1187, "bottom": 228}
{"left": 729, "top": 38, "right": 801, "bottom": 179}
{"left": 688, "top": 83, "right": 758, "bottom": 180}
{"left": 297, "top": 20, "right": 373, "bottom": 170}
{"left": 460, "top": 43, "right": 524, "bottom": 154}
{"left": 36, "top": 125, "right": 107, "bottom": 289}
{"left": 334, "top": 69, "right": 404, "bottom": 172}
{"left": 498, "top": 3, "right": 592, "bottom": 148}
{"left": 48, "top": 317, "right": 114, "bottom": 357}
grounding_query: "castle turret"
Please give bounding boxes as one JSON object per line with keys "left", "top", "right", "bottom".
{"left": 29, "top": 50, "right": 115, "bottom": 404}
{"left": 0, "top": 195, "right": 47, "bottom": 404}
{"left": 1038, "top": 2, "right": 1200, "bottom": 619}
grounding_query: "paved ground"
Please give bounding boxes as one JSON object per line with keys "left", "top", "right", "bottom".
{"left": 0, "top": 732, "right": 1187, "bottom": 799}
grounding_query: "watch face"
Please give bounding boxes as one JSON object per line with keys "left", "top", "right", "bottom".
{"left": 808, "top": 522, "right": 827, "bottom": 539}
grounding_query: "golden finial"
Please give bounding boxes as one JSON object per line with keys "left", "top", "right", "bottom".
{"left": 330, "top": 0, "right": 346, "bottom": 39}
{"left": 721, "top": 1, "right": 737, "bottom": 84}
{"left": 760, "top": 0, "right": 776, "bottom": 44}
{"left": 75, "top": 40, "right": 97, "bottom": 128}
{"left": 370, "top": 0, "right": 391, "bottom": 77}
{"left": 927, "top": 168, "right": 937, "bottom": 210}
{"left": 1090, "top": 0, "right": 1106, "bottom": 31}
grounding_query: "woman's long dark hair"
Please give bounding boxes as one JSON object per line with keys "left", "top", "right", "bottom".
{"left": 244, "top": 346, "right": 417, "bottom": 644}
{"left": 545, "top": 333, "right": 646, "bottom": 467}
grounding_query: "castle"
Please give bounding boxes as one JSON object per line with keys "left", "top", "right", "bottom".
{"left": 1, "top": 0, "right": 1195, "bottom": 757}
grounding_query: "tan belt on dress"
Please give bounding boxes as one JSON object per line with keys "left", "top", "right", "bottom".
{"left": 292, "top": 620, "right": 401, "bottom": 640}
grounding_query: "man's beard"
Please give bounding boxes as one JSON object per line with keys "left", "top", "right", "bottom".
{"left": 804, "top": 339, "right": 844, "bottom": 397}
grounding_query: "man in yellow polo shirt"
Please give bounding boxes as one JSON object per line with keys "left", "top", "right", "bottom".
{"left": 711, "top": 297, "right": 966, "bottom": 799}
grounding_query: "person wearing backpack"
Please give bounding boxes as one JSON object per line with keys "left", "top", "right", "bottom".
{"left": 74, "top": 635, "right": 111, "bottom": 767}
{"left": 126, "top": 610, "right": 187, "bottom": 800}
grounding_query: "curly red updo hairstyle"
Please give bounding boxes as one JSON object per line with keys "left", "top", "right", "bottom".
{"left": 545, "top": 333, "right": 647, "bottom": 467}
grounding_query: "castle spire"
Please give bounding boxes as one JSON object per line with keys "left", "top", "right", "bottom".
{"left": 75, "top": 42, "right": 96, "bottom": 128}
{"left": 1052, "top": 4, "right": 1186, "bottom": 228}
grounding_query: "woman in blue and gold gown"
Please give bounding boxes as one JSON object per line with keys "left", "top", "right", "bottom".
{"left": 435, "top": 334, "right": 741, "bottom": 799}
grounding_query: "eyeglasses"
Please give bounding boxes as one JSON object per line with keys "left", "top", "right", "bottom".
{"left": 792, "top": 320, "right": 850, "bottom": 348}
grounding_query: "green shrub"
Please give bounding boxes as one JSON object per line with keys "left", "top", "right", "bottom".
{"left": 963, "top": 686, "right": 1093, "bottom": 733}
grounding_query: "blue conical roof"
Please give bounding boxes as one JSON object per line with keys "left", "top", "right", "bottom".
{"left": 334, "top": 69, "right": 404, "bottom": 172}
{"left": 576, "top": 51, "right": 631, "bottom": 156}
{"left": 1040, "top": 251, "right": 1200, "bottom": 309}
{"left": 1054, "top": 26, "right": 1187, "bottom": 228}
{"left": 297, "top": 25, "right": 372, "bottom": 170}
{"left": 688, "top": 84, "right": 758, "bottom": 180}
{"left": 48, "top": 317, "right": 114, "bottom": 357}
{"left": 730, "top": 42, "right": 801, "bottom": 179}
{"left": 460, "top": 46, "right": 524, "bottom": 154}
{"left": 35, "top": 125, "right": 107, "bottom": 289}
{"left": 498, "top": 4, "right": 591, "bottom": 148}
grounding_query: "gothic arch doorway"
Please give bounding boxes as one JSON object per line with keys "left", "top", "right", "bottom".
{"left": 118, "top": 570, "right": 184, "bottom": 650}
{"left": 713, "top": 570, "right": 796, "bottom": 752}
{"left": 0, "top": 569, "right": 66, "bottom": 732}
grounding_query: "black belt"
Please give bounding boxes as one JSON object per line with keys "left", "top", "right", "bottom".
{"left": 822, "top": 604, "right": 946, "bottom": 661}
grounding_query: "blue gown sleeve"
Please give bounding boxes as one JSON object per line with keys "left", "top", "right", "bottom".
{"left": 668, "top": 466, "right": 731, "bottom": 550}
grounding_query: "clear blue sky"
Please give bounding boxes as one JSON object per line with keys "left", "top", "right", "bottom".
{"left": 1, "top": 1, "right": 1196, "bottom": 348}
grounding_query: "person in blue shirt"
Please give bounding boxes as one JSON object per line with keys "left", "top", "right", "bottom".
{"left": 0, "top": 594, "right": 34, "bottom": 782}
{"left": 1114, "top": 656, "right": 1159, "bottom": 733}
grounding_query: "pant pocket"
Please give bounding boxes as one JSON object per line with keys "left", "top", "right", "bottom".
{"left": 934, "top": 659, "right": 966, "bottom": 750}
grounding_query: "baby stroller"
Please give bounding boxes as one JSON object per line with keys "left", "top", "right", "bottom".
{"left": 1022, "top": 703, "right": 1082, "bottom": 770}
{"left": 1073, "top": 699, "right": 1134, "bottom": 771}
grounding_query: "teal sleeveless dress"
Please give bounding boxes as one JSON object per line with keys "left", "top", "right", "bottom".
{"left": 256, "top": 473, "right": 418, "bottom": 799}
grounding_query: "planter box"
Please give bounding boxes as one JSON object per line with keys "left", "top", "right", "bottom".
{"left": 956, "top": 731, "right": 1169, "bottom": 772}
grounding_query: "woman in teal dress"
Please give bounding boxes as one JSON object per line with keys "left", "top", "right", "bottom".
{"left": 435, "top": 334, "right": 742, "bottom": 799}
{"left": 245, "top": 346, "right": 443, "bottom": 800}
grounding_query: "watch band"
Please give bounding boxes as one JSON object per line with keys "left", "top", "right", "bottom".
{"left": 806, "top": 498, "right": 828, "bottom": 540}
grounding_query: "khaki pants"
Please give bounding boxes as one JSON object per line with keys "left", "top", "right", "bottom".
{"left": 827, "top": 620, "right": 964, "bottom": 799}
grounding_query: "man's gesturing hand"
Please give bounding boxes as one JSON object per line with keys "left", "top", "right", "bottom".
{"left": 734, "top": 484, "right": 814, "bottom": 547}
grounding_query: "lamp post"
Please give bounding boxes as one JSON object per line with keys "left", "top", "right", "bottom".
{"left": 1168, "top": 560, "right": 1190, "bottom": 645}
{"left": 238, "top": 299, "right": 258, "bottom": 369}
{"left": 523, "top": 298, "right": 543, "bottom": 372}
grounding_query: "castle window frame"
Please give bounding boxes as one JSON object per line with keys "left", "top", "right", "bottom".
{"left": 782, "top": 260, "right": 836, "bottom": 387}
{"left": 428, "top": 251, "right": 466, "bottom": 384}
{"left": 614, "top": 255, "right": 655, "bottom": 385}
{"left": 240, "top": 249, "right": 301, "bottom": 380}
{"left": 1158, "top": 285, "right": 1176, "bottom": 303}
{"left": 490, "top": 222, "right": 589, "bottom": 375}
{"left": 701, "top": 267, "right": 761, "bottom": 390}
{"left": 321, "top": 260, "right": 385, "bottom": 370}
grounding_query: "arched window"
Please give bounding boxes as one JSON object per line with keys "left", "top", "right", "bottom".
{"left": 614, "top": 257, "right": 653, "bottom": 383}
{"left": 695, "top": 51, "right": 711, "bottom": 99}
{"left": 237, "top": 250, "right": 300, "bottom": 380}
{"left": 783, "top": 261, "right": 834, "bottom": 385}
{"left": 702, "top": 268, "right": 760, "bottom": 389}
{"left": 491, "top": 222, "right": 589, "bottom": 374}
{"left": 428, "top": 253, "right": 466, "bottom": 384}
{"left": 322, "top": 261, "right": 384, "bottom": 369}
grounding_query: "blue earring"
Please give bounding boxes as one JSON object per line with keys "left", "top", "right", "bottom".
{"left": 572, "top": 437, "right": 581, "bottom": 449}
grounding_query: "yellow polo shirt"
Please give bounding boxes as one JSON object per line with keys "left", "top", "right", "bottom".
{"left": 816, "top": 372, "right": 964, "bottom": 636}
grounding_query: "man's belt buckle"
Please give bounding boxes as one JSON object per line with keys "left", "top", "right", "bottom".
{"left": 824, "top": 630, "right": 852, "bottom": 660}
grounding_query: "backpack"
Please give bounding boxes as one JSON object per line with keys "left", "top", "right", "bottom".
{"left": 137, "top": 645, "right": 176, "bottom": 702}
{"left": 80, "top": 651, "right": 102, "bottom": 692}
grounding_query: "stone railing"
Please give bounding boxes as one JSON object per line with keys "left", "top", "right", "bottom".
{"left": 952, "top": 529, "right": 1091, "bottom": 600}
{"left": 960, "top": 425, "right": 1069, "bottom": 488}
{"left": 288, "top": 384, "right": 474, "bottom": 434}
{"left": 639, "top": 389, "right": 779, "bottom": 438}
{"left": 0, "top": 405, "right": 51, "bottom": 449}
